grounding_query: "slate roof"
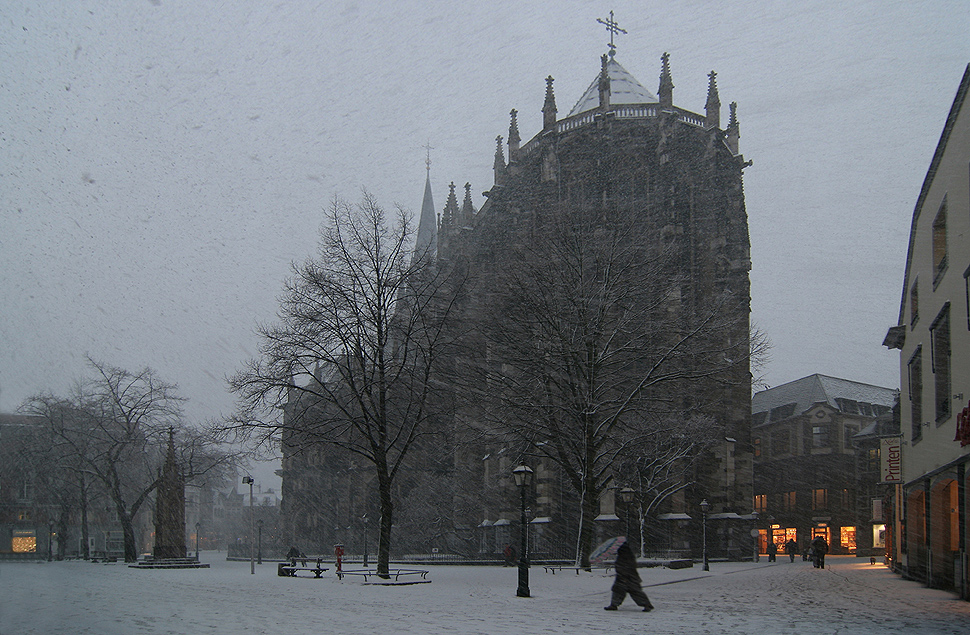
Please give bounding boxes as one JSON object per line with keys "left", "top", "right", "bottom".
{"left": 751, "top": 374, "right": 897, "bottom": 427}
{"left": 567, "top": 57, "right": 658, "bottom": 117}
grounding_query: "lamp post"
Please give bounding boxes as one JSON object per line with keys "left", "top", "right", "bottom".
{"left": 362, "top": 513, "right": 369, "bottom": 567}
{"left": 619, "top": 487, "right": 635, "bottom": 541}
{"left": 242, "top": 476, "right": 254, "bottom": 574}
{"left": 751, "top": 511, "right": 760, "bottom": 563}
{"left": 257, "top": 519, "right": 263, "bottom": 565}
{"left": 195, "top": 522, "right": 201, "bottom": 560}
{"left": 700, "top": 499, "right": 710, "bottom": 571}
{"left": 512, "top": 464, "right": 534, "bottom": 598}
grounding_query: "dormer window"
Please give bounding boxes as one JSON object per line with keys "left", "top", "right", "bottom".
{"left": 932, "top": 199, "right": 947, "bottom": 285}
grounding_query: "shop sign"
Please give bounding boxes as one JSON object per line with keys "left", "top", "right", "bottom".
{"left": 880, "top": 437, "right": 902, "bottom": 484}
{"left": 955, "top": 400, "right": 970, "bottom": 447}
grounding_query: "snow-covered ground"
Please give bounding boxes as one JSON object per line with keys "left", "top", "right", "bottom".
{"left": 3, "top": 555, "right": 969, "bottom": 634}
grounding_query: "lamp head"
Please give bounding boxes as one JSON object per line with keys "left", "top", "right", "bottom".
{"left": 619, "top": 487, "right": 635, "bottom": 504}
{"left": 700, "top": 499, "right": 710, "bottom": 513}
{"left": 512, "top": 464, "right": 534, "bottom": 487}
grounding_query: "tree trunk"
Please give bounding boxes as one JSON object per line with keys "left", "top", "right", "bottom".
{"left": 118, "top": 507, "right": 138, "bottom": 563}
{"left": 79, "top": 474, "right": 90, "bottom": 560}
{"left": 377, "top": 472, "right": 393, "bottom": 578}
{"left": 578, "top": 487, "right": 597, "bottom": 569}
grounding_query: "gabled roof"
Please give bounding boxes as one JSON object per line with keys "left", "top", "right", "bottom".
{"left": 751, "top": 374, "right": 897, "bottom": 427}
{"left": 567, "top": 56, "right": 658, "bottom": 117}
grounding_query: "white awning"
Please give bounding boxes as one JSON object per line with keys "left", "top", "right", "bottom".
{"left": 594, "top": 514, "right": 620, "bottom": 522}
{"left": 478, "top": 520, "right": 493, "bottom": 527}
{"left": 657, "top": 513, "right": 692, "bottom": 520}
{"left": 708, "top": 512, "right": 744, "bottom": 520}
{"left": 530, "top": 517, "right": 551, "bottom": 524}
{"left": 492, "top": 519, "right": 511, "bottom": 526}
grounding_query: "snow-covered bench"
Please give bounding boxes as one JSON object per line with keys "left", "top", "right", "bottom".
{"left": 278, "top": 558, "right": 330, "bottom": 578}
{"left": 336, "top": 568, "right": 430, "bottom": 584}
{"left": 542, "top": 565, "right": 612, "bottom": 574}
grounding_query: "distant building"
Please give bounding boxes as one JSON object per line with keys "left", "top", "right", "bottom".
{"left": 884, "top": 64, "right": 970, "bottom": 599}
{"left": 751, "top": 375, "right": 897, "bottom": 557}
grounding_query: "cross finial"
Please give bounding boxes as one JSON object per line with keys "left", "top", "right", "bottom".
{"left": 422, "top": 141, "right": 434, "bottom": 176}
{"left": 596, "top": 10, "right": 627, "bottom": 58}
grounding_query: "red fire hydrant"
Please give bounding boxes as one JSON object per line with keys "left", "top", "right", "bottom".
{"left": 334, "top": 543, "right": 344, "bottom": 572}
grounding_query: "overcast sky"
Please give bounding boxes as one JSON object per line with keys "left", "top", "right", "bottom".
{"left": 2, "top": 1, "right": 968, "bottom": 474}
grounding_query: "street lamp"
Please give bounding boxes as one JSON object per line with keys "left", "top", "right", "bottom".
{"left": 700, "top": 499, "right": 710, "bottom": 571}
{"left": 362, "top": 513, "right": 369, "bottom": 567}
{"left": 619, "top": 487, "right": 635, "bottom": 541}
{"left": 512, "top": 464, "right": 534, "bottom": 598}
{"left": 751, "top": 511, "right": 760, "bottom": 563}
{"left": 257, "top": 519, "right": 263, "bottom": 565}
{"left": 195, "top": 522, "right": 201, "bottom": 560}
{"left": 242, "top": 476, "right": 254, "bottom": 575}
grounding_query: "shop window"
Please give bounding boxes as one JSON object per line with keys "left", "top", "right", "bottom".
{"left": 867, "top": 448, "right": 880, "bottom": 472}
{"left": 841, "top": 526, "right": 857, "bottom": 552}
{"left": 812, "top": 488, "right": 828, "bottom": 510}
{"left": 930, "top": 303, "right": 951, "bottom": 423}
{"left": 12, "top": 530, "right": 36, "bottom": 553}
{"left": 909, "top": 347, "right": 923, "bottom": 442}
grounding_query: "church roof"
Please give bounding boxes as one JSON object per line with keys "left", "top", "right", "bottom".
{"left": 412, "top": 172, "right": 436, "bottom": 263}
{"left": 567, "top": 56, "right": 658, "bottom": 117}
{"left": 751, "top": 374, "right": 897, "bottom": 427}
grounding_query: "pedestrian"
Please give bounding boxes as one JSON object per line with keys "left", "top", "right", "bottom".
{"left": 766, "top": 540, "right": 777, "bottom": 562}
{"left": 604, "top": 542, "right": 653, "bottom": 612}
{"left": 785, "top": 539, "right": 797, "bottom": 563}
{"left": 503, "top": 543, "right": 516, "bottom": 566}
{"left": 811, "top": 535, "right": 829, "bottom": 569}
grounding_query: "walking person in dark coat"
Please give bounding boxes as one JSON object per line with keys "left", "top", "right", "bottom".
{"left": 766, "top": 540, "right": 777, "bottom": 562}
{"left": 811, "top": 535, "right": 829, "bottom": 569}
{"left": 785, "top": 539, "right": 797, "bottom": 563}
{"left": 605, "top": 542, "right": 653, "bottom": 612}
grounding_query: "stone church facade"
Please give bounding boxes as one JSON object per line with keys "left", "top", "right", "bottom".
{"left": 280, "top": 45, "right": 755, "bottom": 561}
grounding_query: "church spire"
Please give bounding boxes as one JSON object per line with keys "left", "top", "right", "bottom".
{"left": 598, "top": 54, "right": 611, "bottom": 111}
{"left": 508, "top": 109, "right": 520, "bottom": 160}
{"left": 413, "top": 144, "right": 437, "bottom": 263}
{"left": 542, "top": 75, "right": 558, "bottom": 131}
{"left": 705, "top": 70, "right": 721, "bottom": 129}
{"left": 726, "top": 101, "right": 740, "bottom": 155}
{"left": 442, "top": 181, "right": 459, "bottom": 227}
{"left": 493, "top": 135, "right": 506, "bottom": 185}
{"left": 659, "top": 52, "right": 674, "bottom": 110}
{"left": 460, "top": 182, "right": 475, "bottom": 224}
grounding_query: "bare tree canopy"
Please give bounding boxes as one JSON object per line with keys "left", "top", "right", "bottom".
{"left": 469, "top": 202, "right": 755, "bottom": 567}
{"left": 22, "top": 357, "right": 235, "bottom": 562}
{"left": 225, "top": 191, "right": 465, "bottom": 577}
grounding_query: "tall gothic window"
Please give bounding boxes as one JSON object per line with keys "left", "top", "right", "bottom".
{"left": 909, "top": 346, "right": 923, "bottom": 442}
{"left": 931, "top": 303, "right": 951, "bottom": 423}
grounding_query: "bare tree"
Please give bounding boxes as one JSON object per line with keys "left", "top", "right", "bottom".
{"left": 226, "top": 191, "right": 464, "bottom": 577}
{"left": 24, "top": 358, "right": 234, "bottom": 562}
{"left": 472, "top": 202, "right": 754, "bottom": 568}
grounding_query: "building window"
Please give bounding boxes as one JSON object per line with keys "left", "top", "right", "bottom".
{"left": 930, "top": 303, "right": 951, "bottom": 423}
{"left": 910, "top": 279, "right": 919, "bottom": 327}
{"left": 932, "top": 199, "right": 947, "bottom": 285}
{"left": 867, "top": 448, "right": 880, "bottom": 472}
{"left": 812, "top": 488, "right": 828, "bottom": 510}
{"left": 753, "top": 437, "right": 761, "bottom": 457}
{"left": 771, "top": 428, "right": 790, "bottom": 456}
{"left": 909, "top": 346, "right": 923, "bottom": 442}
{"left": 812, "top": 425, "right": 830, "bottom": 448}
{"left": 840, "top": 488, "right": 852, "bottom": 511}
{"left": 965, "top": 265, "right": 970, "bottom": 330}
{"left": 754, "top": 494, "right": 767, "bottom": 513}
{"left": 783, "top": 491, "right": 796, "bottom": 512}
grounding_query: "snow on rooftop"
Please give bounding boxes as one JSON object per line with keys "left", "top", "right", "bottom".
{"left": 567, "top": 57, "right": 658, "bottom": 117}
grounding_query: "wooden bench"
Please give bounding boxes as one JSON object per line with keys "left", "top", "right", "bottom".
{"left": 278, "top": 558, "right": 330, "bottom": 578}
{"left": 543, "top": 565, "right": 612, "bottom": 575}
{"left": 336, "top": 568, "right": 430, "bottom": 584}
